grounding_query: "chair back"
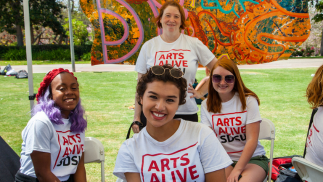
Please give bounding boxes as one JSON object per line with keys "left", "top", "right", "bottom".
{"left": 292, "top": 157, "right": 323, "bottom": 182}
{"left": 259, "top": 118, "right": 275, "bottom": 140}
{"left": 84, "top": 137, "right": 105, "bottom": 182}
{"left": 84, "top": 137, "right": 105, "bottom": 163}
{"left": 259, "top": 118, "right": 275, "bottom": 182}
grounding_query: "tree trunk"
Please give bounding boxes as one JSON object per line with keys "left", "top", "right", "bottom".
{"left": 58, "top": 34, "right": 64, "bottom": 45}
{"left": 31, "top": 25, "right": 34, "bottom": 44}
{"left": 321, "top": 28, "right": 323, "bottom": 56}
{"left": 33, "top": 29, "right": 45, "bottom": 44}
{"left": 16, "top": 25, "right": 24, "bottom": 47}
{"left": 53, "top": 34, "right": 58, "bottom": 44}
{"left": 71, "top": 0, "right": 74, "bottom": 14}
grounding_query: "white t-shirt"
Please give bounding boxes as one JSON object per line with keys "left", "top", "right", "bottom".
{"left": 201, "top": 93, "right": 266, "bottom": 161}
{"left": 135, "top": 34, "right": 215, "bottom": 115}
{"left": 19, "top": 111, "right": 85, "bottom": 181}
{"left": 113, "top": 120, "right": 232, "bottom": 181}
{"left": 305, "top": 107, "right": 323, "bottom": 167}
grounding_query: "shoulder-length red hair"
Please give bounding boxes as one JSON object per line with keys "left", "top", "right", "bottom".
{"left": 207, "top": 57, "right": 260, "bottom": 113}
{"left": 306, "top": 64, "right": 323, "bottom": 109}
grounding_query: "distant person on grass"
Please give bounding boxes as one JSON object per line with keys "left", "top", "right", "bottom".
{"left": 305, "top": 64, "right": 323, "bottom": 167}
{"left": 15, "top": 68, "right": 87, "bottom": 182}
{"left": 114, "top": 64, "right": 232, "bottom": 182}
{"left": 200, "top": 57, "right": 268, "bottom": 182}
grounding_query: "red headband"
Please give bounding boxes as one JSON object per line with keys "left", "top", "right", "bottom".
{"left": 36, "top": 68, "right": 77, "bottom": 102}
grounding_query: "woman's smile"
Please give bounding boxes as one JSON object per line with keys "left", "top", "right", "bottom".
{"left": 141, "top": 81, "right": 180, "bottom": 128}
{"left": 151, "top": 111, "right": 167, "bottom": 120}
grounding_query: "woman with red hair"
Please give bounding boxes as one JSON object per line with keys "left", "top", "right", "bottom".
{"left": 305, "top": 64, "right": 323, "bottom": 167}
{"left": 201, "top": 58, "right": 268, "bottom": 182}
{"left": 132, "top": 1, "right": 218, "bottom": 133}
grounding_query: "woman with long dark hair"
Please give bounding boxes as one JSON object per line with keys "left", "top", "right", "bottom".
{"left": 114, "top": 64, "right": 232, "bottom": 182}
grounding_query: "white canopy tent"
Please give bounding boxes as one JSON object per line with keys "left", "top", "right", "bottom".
{"left": 23, "top": 0, "right": 75, "bottom": 112}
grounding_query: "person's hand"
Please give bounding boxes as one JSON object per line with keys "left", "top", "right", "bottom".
{"left": 188, "top": 83, "right": 203, "bottom": 99}
{"left": 226, "top": 168, "right": 242, "bottom": 182}
{"left": 131, "top": 122, "right": 140, "bottom": 133}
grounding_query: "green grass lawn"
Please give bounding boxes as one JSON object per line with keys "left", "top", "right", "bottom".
{"left": 0, "top": 68, "right": 315, "bottom": 181}
{"left": 1, "top": 56, "right": 322, "bottom": 66}
{"left": 0, "top": 60, "right": 91, "bottom": 66}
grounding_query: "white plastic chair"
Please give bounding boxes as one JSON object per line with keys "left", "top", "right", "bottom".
{"left": 259, "top": 118, "right": 275, "bottom": 182}
{"left": 292, "top": 157, "right": 323, "bottom": 182}
{"left": 84, "top": 137, "right": 105, "bottom": 182}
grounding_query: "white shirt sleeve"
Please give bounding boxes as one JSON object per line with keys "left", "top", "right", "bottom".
{"left": 113, "top": 140, "right": 139, "bottom": 180}
{"left": 23, "top": 119, "right": 53, "bottom": 154}
{"left": 199, "top": 127, "right": 232, "bottom": 173}
{"left": 135, "top": 42, "right": 149, "bottom": 74}
{"left": 246, "top": 96, "right": 262, "bottom": 124}
{"left": 200, "top": 100, "right": 212, "bottom": 128}
{"left": 194, "top": 39, "right": 215, "bottom": 66}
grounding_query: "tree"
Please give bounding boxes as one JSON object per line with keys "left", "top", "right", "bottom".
{"left": 309, "top": 0, "right": 323, "bottom": 56}
{"left": 63, "top": 18, "right": 89, "bottom": 45}
{"left": 297, "top": 3, "right": 323, "bottom": 57}
{"left": 0, "top": 0, "right": 24, "bottom": 46}
{"left": 0, "top": 0, "right": 67, "bottom": 46}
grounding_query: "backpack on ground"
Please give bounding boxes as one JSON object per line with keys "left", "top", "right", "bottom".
{"left": 271, "top": 108, "right": 318, "bottom": 182}
{"left": 15, "top": 70, "right": 28, "bottom": 79}
{"left": 6, "top": 69, "right": 17, "bottom": 76}
{"left": 1, "top": 64, "right": 12, "bottom": 75}
{"left": 271, "top": 155, "right": 302, "bottom": 181}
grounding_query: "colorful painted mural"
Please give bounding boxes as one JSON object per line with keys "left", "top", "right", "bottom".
{"left": 80, "top": 0, "right": 311, "bottom": 65}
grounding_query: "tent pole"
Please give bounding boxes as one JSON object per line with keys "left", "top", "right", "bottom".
{"left": 68, "top": 0, "right": 75, "bottom": 72}
{"left": 23, "top": 0, "right": 34, "bottom": 115}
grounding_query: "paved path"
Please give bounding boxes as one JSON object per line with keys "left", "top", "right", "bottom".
{"left": 10, "top": 58, "right": 323, "bottom": 73}
{"left": 237, "top": 58, "right": 323, "bottom": 69}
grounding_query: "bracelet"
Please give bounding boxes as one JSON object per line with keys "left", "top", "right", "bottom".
{"left": 133, "top": 121, "right": 143, "bottom": 127}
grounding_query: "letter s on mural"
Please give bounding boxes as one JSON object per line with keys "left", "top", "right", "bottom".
{"left": 80, "top": 0, "right": 310, "bottom": 65}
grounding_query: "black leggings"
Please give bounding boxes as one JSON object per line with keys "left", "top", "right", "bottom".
{"left": 140, "top": 112, "right": 198, "bottom": 127}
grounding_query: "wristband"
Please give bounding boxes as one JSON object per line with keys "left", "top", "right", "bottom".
{"left": 133, "top": 121, "right": 144, "bottom": 130}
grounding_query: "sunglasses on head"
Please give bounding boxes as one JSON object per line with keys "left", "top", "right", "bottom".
{"left": 212, "top": 74, "right": 235, "bottom": 83}
{"left": 151, "top": 65, "right": 183, "bottom": 79}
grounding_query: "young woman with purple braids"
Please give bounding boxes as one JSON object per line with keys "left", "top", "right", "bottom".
{"left": 15, "top": 68, "right": 87, "bottom": 182}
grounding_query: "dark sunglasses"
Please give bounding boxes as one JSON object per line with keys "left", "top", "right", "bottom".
{"left": 151, "top": 65, "right": 183, "bottom": 79}
{"left": 212, "top": 74, "right": 235, "bottom": 83}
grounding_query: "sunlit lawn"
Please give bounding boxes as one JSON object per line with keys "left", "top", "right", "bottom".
{"left": 0, "top": 68, "right": 315, "bottom": 181}
{"left": 0, "top": 60, "right": 91, "bottom": 66}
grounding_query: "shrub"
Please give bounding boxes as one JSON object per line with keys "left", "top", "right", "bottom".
{"left": 304, "top": 46, "right": 315, "bottom": 57}
{"left": 0, "top": 46, "right": 19, "bottom": 59}
{"left": 3, "top": 49, "right": 27, "bottom": 60}
{"left": 291, "top": 46, "right": 316, "bottom": 57}
{"left": 0, "top": 45, "right": 92, "bottom": 60}
{"left": 291, "top": 49, "right": 303, "bottom": 57}
{"left": 81, "top": 52, "right": 91, "bottom": 61}
{"left": 33, "top": 49, "right": 73, "bottom": 60}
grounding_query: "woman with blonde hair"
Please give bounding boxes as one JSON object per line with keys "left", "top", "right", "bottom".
{"left": 201, "top": 57, "right": 268, "bottom": 182}
{"left": 305, "top": 64, "right": 323, "bottom": 167}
